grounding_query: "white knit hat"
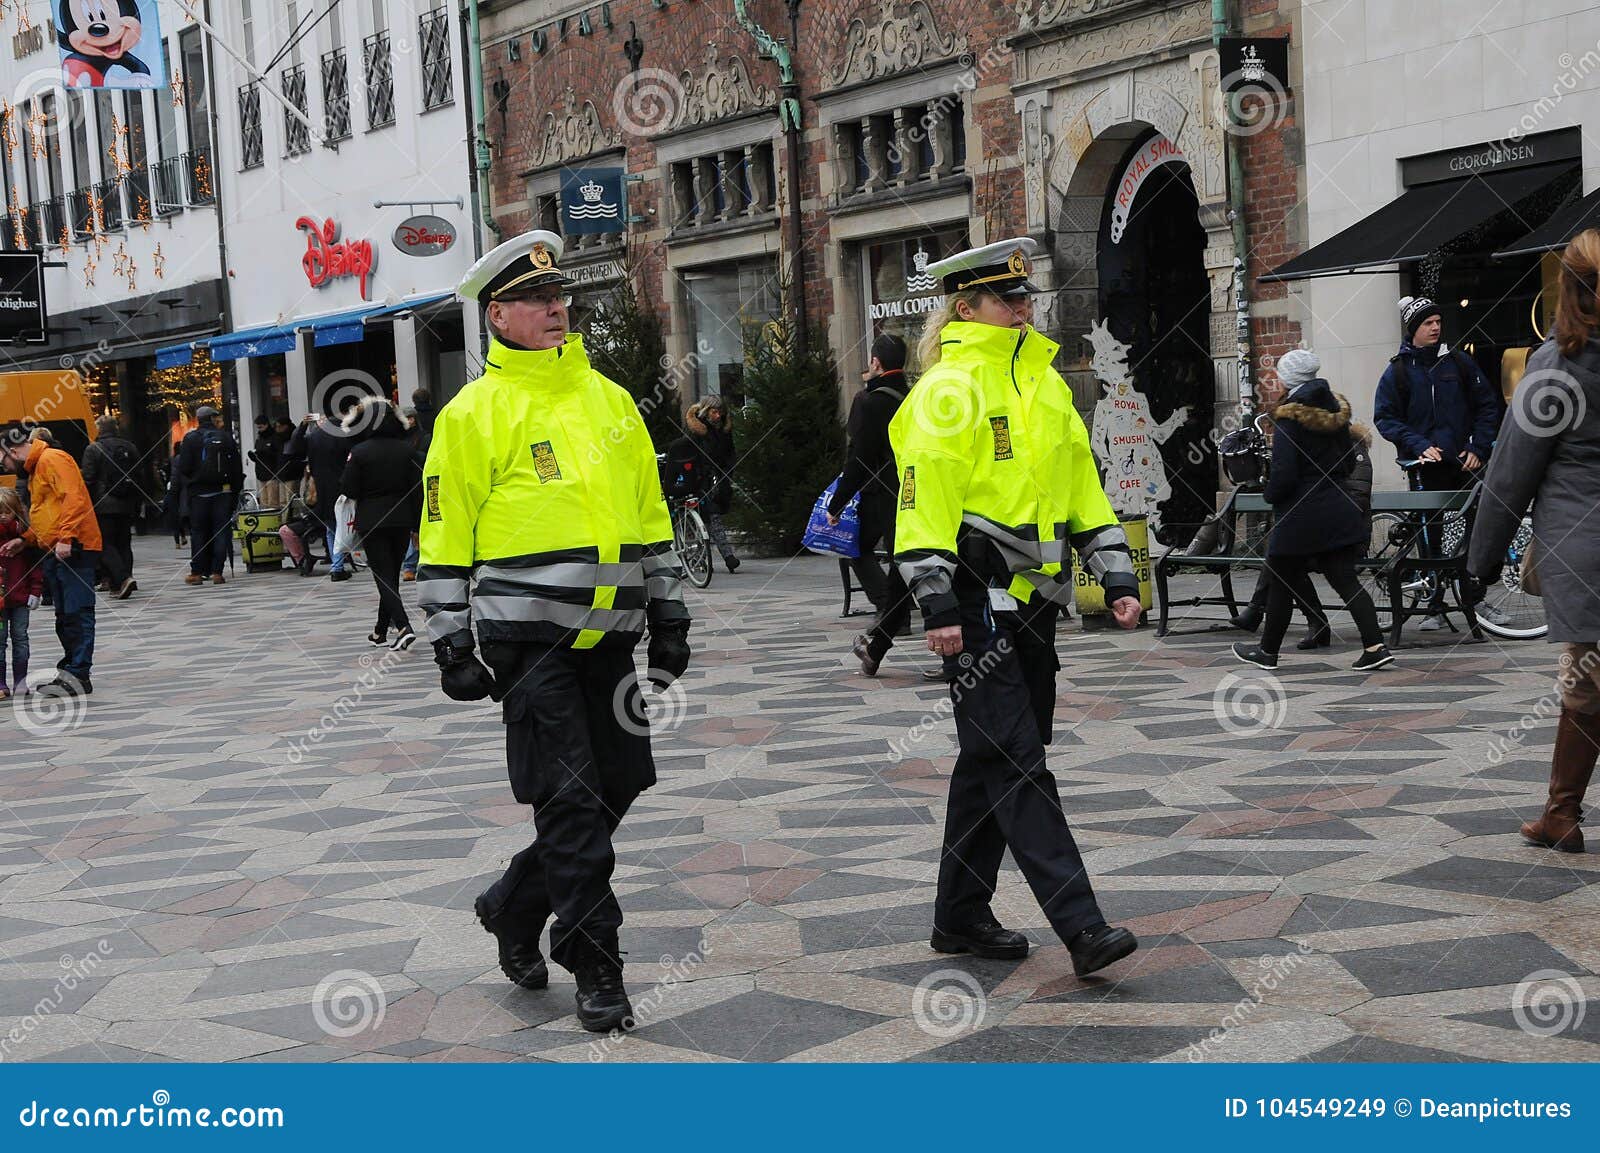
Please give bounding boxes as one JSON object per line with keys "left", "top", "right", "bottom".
{"left": 1277, "top": 348, "right": 1321, "bottom": 389}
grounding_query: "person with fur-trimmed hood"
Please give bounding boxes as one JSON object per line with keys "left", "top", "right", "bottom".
{"left": 666, "top": 396, "right": 738, "bottom": 572}
{"left": 1234, "top": 349, "right": 1395, "bottom": 672}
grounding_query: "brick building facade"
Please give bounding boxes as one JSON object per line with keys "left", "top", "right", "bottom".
{"left": 477, "top": 0, "right": 1304, "bottom": 540}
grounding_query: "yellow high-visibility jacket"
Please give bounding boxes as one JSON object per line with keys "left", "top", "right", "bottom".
{"left": 418, "top": 335, "right": 688, "bottom": 651}
{"left": 889, "top": 321, "right": 1136, "bottom": 628}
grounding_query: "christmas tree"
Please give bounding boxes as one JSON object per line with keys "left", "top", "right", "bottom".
{"left": 146, "top": 347, "right": 222, "bottom": 417}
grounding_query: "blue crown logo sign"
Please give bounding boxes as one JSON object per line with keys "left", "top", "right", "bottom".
{"left": 580, "top": 179, "right": 604, "bottom": 204}
{"left": 568, "top": 174, "right": 619, "bottom": 220}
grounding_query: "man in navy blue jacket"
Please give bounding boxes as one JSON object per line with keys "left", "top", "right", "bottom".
{"left": 1373, "top": 295, "right": 1503, "bottom": 628}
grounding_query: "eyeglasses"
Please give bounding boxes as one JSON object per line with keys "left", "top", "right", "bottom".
{"left": 504, "top": 292, "right": 572, "bottom": 310}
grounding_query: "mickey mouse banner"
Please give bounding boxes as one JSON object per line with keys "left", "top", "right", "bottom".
{"left": 57, "top": 0, "right": 168, "bottom": 90}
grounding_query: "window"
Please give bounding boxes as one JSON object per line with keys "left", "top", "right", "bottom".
{"left": 123, "top": 91, "right": 149, "bottom": 223}
{"left": 180, "top": 25, "right": 213, "bottom": 203}
{"left": 282, "top": 64, "right": 310, "bottom": 156}
{"left": 93, "top": 93, "right": 123, "bottom": 231}
{"left": 669, "top": 141, "right": 776, "bottom": 231}
{"left": 370, "top": 0, "right": 388, "bottom": 32}
{"left": 155, "top": 42, "right": 180, "bottom": 160}
{"left": 322, "top": 48, "right": 351, "bottom": 140}
{"left": 241, "top": 0, "right": 257, "bottom": 67}
{"left": 238, "top": 84, "right": 263, "bottom": 169}
{"left": 419, "top": 7, "right": 452, "bottom": 111}
{"left": 832, "top": 98, "right": 966, "bottom": 201}
{"left": 363, "top": 29, "right": 395, "bottom": 128}
{"left": 69, "top": 95, "right": 91, "bottom": 190}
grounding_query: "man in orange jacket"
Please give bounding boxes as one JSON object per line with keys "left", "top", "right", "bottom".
{"left": 0, "top": 425, "right": 100, "bottom": 697}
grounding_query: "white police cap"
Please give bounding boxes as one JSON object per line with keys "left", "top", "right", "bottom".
{"left": 925, "top": 237, "right": 1042, "bottom": 297}
{"left": 458, "top": 229, "right": 572, "bottom": 304}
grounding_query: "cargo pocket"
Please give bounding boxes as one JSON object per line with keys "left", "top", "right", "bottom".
{"left": 501, "top": 691, "right": 544, "bottom": 806}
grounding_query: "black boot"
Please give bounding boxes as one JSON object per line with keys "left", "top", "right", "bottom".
{"left": 1230, "top": 604, "right": 1263, "bottom": 632}
{"left": 474, "top": 892, "right": 548, "bottom": 990}
{"left": 931, "top": 920, "right": 1029, "bottom": 960}
{"left": 1296, "top": 626, "right": 1331, "bottom": 650}
{"left": 1067, "top": 923, "right": 1138, "bottom": 977}
{"left": 574, "top": 951, "right": 633, "bottom": 1033}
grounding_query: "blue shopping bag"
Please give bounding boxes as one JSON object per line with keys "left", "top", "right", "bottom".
{"left": 802, "top": 477, "right": 861, "bottom": 559}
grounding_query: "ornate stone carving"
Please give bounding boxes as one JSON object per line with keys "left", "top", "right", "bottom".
{"left": 527, "top": 85, "right": 622, "bottom": 170}
{"left": 828, "top": 0, "right": 969, "bottom": 87}
{"left": 656, "top": 47, "right": 776, "bottom": 134}
{"left": 1032, "top": 0, "right": 1162, "bottom": 32}
{"left": 1023, "top": 2, "right": 1210, "bottom": 83}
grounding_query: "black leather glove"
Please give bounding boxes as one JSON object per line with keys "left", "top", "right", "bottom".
{"left": 646, "top": 622, "right": 691, "bottom": 689}
{"left": 433, "top": 639, "right": 499, "bottom": 702}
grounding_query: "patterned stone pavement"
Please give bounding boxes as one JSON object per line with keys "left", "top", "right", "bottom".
{"left": 2, "top": 536, "right": 1597, "bottom": 1063}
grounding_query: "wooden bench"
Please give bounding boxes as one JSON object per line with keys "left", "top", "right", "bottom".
{"left": 1155, "top": 487, "right": 1482, "bottom": 647}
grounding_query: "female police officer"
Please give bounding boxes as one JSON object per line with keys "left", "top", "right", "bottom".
{"left": 418, "top": 230, "right": 691, "bottom": 1032}
{"left": 891, "top": 238, "right": 1140, "bottom": 978}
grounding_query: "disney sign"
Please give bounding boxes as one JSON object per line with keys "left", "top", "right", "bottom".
{"left": 296, "top": 216, "right": 376, "bottom": 300}
{"left": 391, "top": 215, "right": 457, "bottom": 258}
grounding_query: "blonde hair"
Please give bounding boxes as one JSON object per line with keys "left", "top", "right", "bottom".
{"left": 916, "top": 290, "right": 985, "bottom": 370}
{"left": 0, "top": 486, "right": 25, "bottom": 526}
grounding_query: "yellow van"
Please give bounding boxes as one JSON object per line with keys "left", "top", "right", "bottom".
{"left": 0, "top": 369, "right": 98, "bottom": 488}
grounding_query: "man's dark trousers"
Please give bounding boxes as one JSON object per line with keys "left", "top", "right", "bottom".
{"left": 98, "top": 513, "right": 133, "bottom": 586}
{"left": 43, "top": 552, "right": 96, "bottom": 683}
{"left": 860, "top": 493, "right": 914, "bottom": 653}
{"left": 477, "top": 642, "right": 655, "bottom": 970}
{"left": 933, "top": 591, "right": 1104, "bottom": 944}
{"left": 188, "top": 492, "right": 233, "bottom": 577}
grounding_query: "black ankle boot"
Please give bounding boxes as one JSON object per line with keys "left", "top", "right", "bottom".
{"left": 1297, "top": 628, "right": 1331, "bottom": 650}
{"left": 1230, "top": 605, "right": 1263, "bottom": 632}
{"left": 574, "top": 953, "right": 633, "bottom": 1033}
{"left": 474, "top": 892, "right": 548, "bottom": 990}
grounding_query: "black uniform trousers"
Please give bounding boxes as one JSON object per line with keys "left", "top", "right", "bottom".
{"left": 933, "top": 583, "right": 1104, "bottom": 944}
{"left": 478, "top": 641, "right": 657, "bottom": 972}
{"left": 859, "top": 493, "right": 915, "bottom": 658}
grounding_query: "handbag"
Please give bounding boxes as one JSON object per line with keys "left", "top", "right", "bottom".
{"left": 802, "top": 477, "right": 861, "bottom": 559}
{"left": 304, "top": 469, "right": 318, "bottom": 508}
{"left": 1521, "top": 534, "right": 1542, "bottom": 597}
{"left": 332, "top": 494, "right": 362, "bottom": 558}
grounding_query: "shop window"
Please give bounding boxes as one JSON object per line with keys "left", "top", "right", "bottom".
{"left": 863, "top": 229, "right": 968, "bottom": 376}
{"left": 419, "top": 7, "right": 453, "bottom": 111}
{"left": 832, "top": 98, "right": 965, "bottom": 202}
{"left": 682, "top": 259, "right": 780, "bottom": 402}
{"left": 669, "top": 141, "right": 776, "bottom": 233}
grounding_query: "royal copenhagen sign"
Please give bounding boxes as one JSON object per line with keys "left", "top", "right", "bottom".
{"left": 297, "top": 216, "right": 376, "bottom": 300}
{"left": 392, "top": 215, "right": 457, "bottom": 257}
{"left": 1109, "top": 134, "right": 1186, "bottom": 245}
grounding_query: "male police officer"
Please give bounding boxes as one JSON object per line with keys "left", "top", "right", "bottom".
{"left": 892, "top": 238, "right": 1140, "bottom": 978}
{"left": 418, "top": 230, "right": 691, "bottom": 1032}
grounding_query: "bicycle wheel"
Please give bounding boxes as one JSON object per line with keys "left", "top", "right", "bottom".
{"left": 676, "top": 507, "right": 714, "bottom": 589}
{"left": 1359, "top": 512, "right": 1427, "bottom": 622}
{"left": 1477, "top": 517, "right": 1547, "bottom": 639}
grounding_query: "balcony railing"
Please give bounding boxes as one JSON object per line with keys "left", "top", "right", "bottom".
{"left": 419, "top": 8, "right": 453, "bottom": 111}
{"left": 321, "top": 48, "right": 352, "bottom": 141}
{"left": 282, "top": 64, "right": 311, "bottom": 156}
{"left": 188, "top": 147, "right": 214, "bottom": 205}
{"left": 363, "top": 31, "right": 395, "bottom": 129}
{"left": 68, "top": 187, "right": 95, "bottom": 238}
{"left": 125, "top": 166, "right": 152, "bottom": 224}
{"left": 95, "top": 177, "right": 125, "bottom": 231}
{"left": 238, "top": 82, "right": 263, "bottom": 170}
{"left": 152, "top": 155, "right": 186, "bottom": 216}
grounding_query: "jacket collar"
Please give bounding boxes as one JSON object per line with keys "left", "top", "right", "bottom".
{"left": 484, "top": 334, "right": 591, "bottom": 391}
{"left": 23, "top": 439, "right": 45, "bottom": 474}
{"left": 938, "top": 321, "right": 1059, "bottom": 372}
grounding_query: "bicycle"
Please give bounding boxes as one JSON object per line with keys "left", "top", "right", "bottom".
{"left": 666, "top": 492, "right": 714, "bottom": 589}
{"left": 1392, "top": 459, "right": 1545, "bottom": 640}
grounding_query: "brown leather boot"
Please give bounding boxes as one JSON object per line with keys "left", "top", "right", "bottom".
{"left": 1521, "top": 708, "right": 1600, "bottom": 853}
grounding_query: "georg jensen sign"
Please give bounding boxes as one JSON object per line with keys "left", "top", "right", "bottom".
{"left": 392, "top": 215, "right": 457, "bottom": 257}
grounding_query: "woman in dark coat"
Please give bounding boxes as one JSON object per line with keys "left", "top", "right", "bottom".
{"left": 670, "top": 396, "right": 738, "bottom": 572}
{"left": 1234, "top": 348, "right": 1394, "bottom": 671}
{"left": 1470, "top": 228, "right": 1600, "bottom": 853}
{"left": 338, "top": 398, "right": 423, "bottom": 649}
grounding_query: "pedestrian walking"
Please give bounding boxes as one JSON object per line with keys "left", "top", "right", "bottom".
{"left": 177, "top": 405, "right": 244, "bottom": 585}
{"left": 890, "top": 237, "right": 1140, "bottom": 978}
{"left": 338, "top": 397, "right": 422, "bottom": 650}
{"left": 1233, "top": 349, "right": 1395, "bottom": 672}
{"left": 290, "top": 408, "right": 357, "bottom": 580}
{"left": 420, "top": 229, "right": 691, "bottom": 1032}
{"left": 827, "top": 334, "right": 918, "bottom": 675}
{"left": 272, "top": 416, "right": 303, "bottom": 504}
{"left": 0, "top": 488, "right": 41, "bottom": 699}
{"left": 0, "top": 423, "right": 101, "bottom": 697}
{"left": 1469, "top": 228, "right": 1600, "bottom": 853}
{"left": 401, "top": 388, "right": 436, "bottom": 583}
{"left": 79, "top": 414, "right": 142, "bottom": 599}
{"left": 1375, "top": 295, "right": 1506, "bottom": 629}
{"left": 667, "top": 397, "right": 739, "bottom": 573}
{"left": 163, "top": 444, "right": 188, "bottom": 547}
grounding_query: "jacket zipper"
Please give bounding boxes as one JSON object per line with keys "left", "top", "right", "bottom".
{"left": 1010, "top": 328, "right": 1025, "bottom": 395}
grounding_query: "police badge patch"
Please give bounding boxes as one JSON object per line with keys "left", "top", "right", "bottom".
{"left": 900, "top": 465, "right": 916, "bottom": 509}
{"left": 990, "top": 416, "right": 1014, "bottom": 460}
{"left": 531, "top": 441, "right": 563, "bottom": 483}
{"left": 425, "top": 475, "right": 442, "bottom": 521}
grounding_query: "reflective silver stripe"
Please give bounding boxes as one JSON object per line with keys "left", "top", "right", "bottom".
{"left": 647, "top": 573, "right": 684, "bottom": 602}
{"left": 1073, "top": 522, "right": 1133, "bottom": 580}
{"left": 961, "top": 512, "right": 1044, "bottom": 569}
{"left": 425, "top": 606, "right": 472, "bottom": 643}
{"left": 473, "top": 596, "right": 647, "bottom": 634}
{"left": 642, "top": 549, "right": 685, "bottom": 575}
{"left": 1074, "top": 524, "right": 1126, "bottom": 555}
{"left": 416, "top": 578, "right": 468, "bottom": 609}
{"left": 474, "top": 561, "right": 644, "bottom": 589}
{"left": 1021, "top": 570, "right": 1075, "bottom": 606}
{"left": 898, "top": 552, "right": 955, "bottom": 599}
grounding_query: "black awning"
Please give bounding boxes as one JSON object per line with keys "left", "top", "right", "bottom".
{"left": 1263, "top": 162, "right": 1574, "bottom": 282}
{"left": 1493, "top": 185, "right": 1600, "bottom": 259}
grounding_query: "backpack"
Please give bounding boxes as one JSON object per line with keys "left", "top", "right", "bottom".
{"left": 194, "top": 427, "right": 240, "bottom": 487}
{"left": 98, "top": 438, "right": 141, "bottom": 500}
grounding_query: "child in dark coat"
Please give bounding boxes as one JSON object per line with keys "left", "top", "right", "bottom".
{"left": 0, "top": 488, "right": 43, "bottom": 698}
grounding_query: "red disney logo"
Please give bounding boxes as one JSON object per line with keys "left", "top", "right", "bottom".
{"left": 296, "top": 216, "right": 376, "bottom": 300}
{"left": 397, "top": 223, "right": 454, "bottom": 251}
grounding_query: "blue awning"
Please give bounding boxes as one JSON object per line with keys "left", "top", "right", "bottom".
{"left": 208, "top": 323, "right": 296, "bottom": 362}
{"left": 361, "top": 292, "right": 455, "bottom": 322}
{"left": 155, "top": 342, "right": 195, "bottom": 369}
{"left": 300, "top": 305, "right": 385, "bottom": 348}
